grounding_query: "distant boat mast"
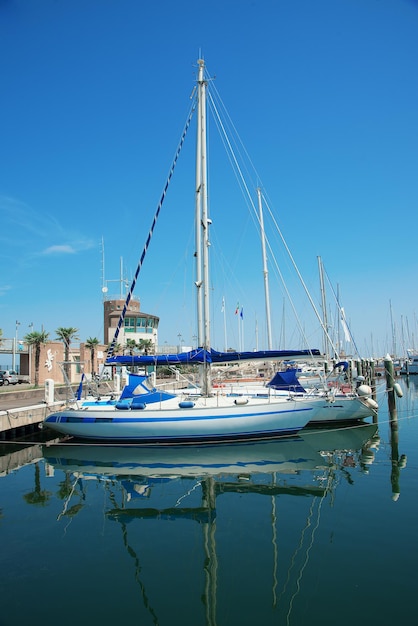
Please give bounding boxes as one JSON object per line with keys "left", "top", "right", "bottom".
{"left": 257, "top": 188, "right": 272, "bottom": 350}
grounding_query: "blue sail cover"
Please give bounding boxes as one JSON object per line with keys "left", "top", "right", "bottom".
{"left": 118, "top": 373, "right": 176, "bottom": 404}
{"left": 267, "top": 369, "right": 307, "bottom": 393}
{"left": 106, "top": 348, "right": 321, "bottom": 366}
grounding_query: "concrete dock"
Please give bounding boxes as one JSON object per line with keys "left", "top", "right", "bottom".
{"left": 0, "top": 386, "right": 66, "bottom": 439}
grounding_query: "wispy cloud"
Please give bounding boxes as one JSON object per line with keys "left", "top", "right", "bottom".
{"left": 0, "top": 195, "right": 97, "bottom": 261}
{"left": 0, "top": 285, "right": 11, "bottom": 298}
{"left": 41, "top": 245, "right": 76, "bottom": 255}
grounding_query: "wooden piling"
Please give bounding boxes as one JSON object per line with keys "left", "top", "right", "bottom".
{"left": 384, "top": 354, "right": 405, "bottom": 500}
{"left": 384, "top": 354, "right": 397, "bottom": 414}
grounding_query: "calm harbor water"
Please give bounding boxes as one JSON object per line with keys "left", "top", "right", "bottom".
{"left": 1, "top": 377, "right": 418, "bottom": 626}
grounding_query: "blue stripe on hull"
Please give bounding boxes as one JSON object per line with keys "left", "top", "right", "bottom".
{"left": 45, "top": 406, "right": 312, "bottom": 425}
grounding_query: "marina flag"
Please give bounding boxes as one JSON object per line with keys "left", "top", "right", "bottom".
{"left": 221, "top": 297, "right": 225, "bottom": 313}
{"left": 235, "top": 302, "right": 240, "bottom": 315}
{"left": 76, "top": 373, "right": 85, "bottom": 401}
{"left": 240, "top": 307, "right": 244, "bottom": 319}
{"left": 340, "top": 308, "right": 351, "bottom": 342}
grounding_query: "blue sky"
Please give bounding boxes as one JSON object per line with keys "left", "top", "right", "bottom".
{"left": 1, "top": 0, "right": 417, "bottom": 358}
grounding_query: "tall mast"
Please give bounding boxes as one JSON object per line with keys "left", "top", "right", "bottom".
{"left": 195, "top": 62, "right": 203, "bottom": 345}
{"left": 317, "top": 256, "right": 330, "bottom": 361}
{"left": 257, "top": 188, "right": 272, "bottom": 350}
{"left": 196, "top": 58, "right": 211, "bottom": 394}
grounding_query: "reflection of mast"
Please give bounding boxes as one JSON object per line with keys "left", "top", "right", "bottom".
{"left": 105, "top": 476, "right": 326, "bottom": 626}
{"left": 48, "top": 425, "right": 379, "bottom": 625}
{"left": 202, "top": 479, "right": 218, "bottom": 626}
{"left": 281, "top": 475, "right": 333, "bottom": 623}
{"left": 119, "top": 519, "right": 160, "bottom": 625}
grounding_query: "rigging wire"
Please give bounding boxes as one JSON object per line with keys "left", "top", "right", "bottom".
{"left": 207, "top": 82, "right": 332, "bottom": 356}
{"left": 106, "top": 99, "right": 197, "bottom": 360}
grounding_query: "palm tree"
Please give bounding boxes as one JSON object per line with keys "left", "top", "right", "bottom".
{"left": 125, "top": 338, "right": 138, "bottom": 356}
{"left": 55, "top": 327, "right": 79, "bottom": 380}
{"left": 24, "top": 330, "right": 49, "bottom": 386}
{"left": 85, "top": 337, "right": 100, "bottom": 376}
{"left": 138, "top": 339, "right": 153, "bottom": 355}
{"left": 106, "top": 342, "right": 122, "bottom": 355}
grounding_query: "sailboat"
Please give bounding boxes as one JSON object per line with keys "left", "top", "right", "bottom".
{"left": 43, "top": 59, "right": 376, "bottom": 443}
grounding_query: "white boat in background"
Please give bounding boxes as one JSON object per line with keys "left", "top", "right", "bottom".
{"left": 400, "top": 350, "right": 418, "bottom": 375}
{"left": 43, "top": 59, "right": 377, "bottom": 443}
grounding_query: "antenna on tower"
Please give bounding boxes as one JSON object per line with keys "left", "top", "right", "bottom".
{"left": 101, "top": 237, "right": 108, "bottom": 301}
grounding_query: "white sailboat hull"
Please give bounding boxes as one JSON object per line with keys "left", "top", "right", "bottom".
{"left": 43, "top": 391, "right": 374, "bottom": 442}
{"left": 304, "top": 395, "right": 375, "bottom": 423}
{"left": 209, "top": 382, "right": 376, "bottom": 423}
{"left": 44, "top": 395, "right": 311, "bottom": 442}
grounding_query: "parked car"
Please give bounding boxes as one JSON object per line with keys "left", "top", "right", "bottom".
{"left": 0, "top": 370, "right": 19, "bottom": 385}
{"left": 0, "top": 373, "right": 4, "bottom": 386}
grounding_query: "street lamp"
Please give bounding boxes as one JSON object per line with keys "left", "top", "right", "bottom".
{"left": 12, "top": 320, "right": 20, "bottom": 371}
{"left": 28, "top": 322, "right": 34, "bottom": 384}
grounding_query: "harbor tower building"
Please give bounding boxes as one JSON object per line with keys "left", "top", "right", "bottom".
{"left": 103, "top": 296, "right": 159, "bottom": 351}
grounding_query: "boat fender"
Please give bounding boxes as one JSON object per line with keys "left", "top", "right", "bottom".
{"left": 357, "top": 384, "right": 372, "bottom": 398}
{"left": 179, "top": 401, "right": 195, "bottom": 408}
{"left": 234, "top": 397, "right": 249, "bottom": 405}
{"left": 393, "top": 383, "right": 403, "bottom": 398}
{"left": 130, "top": 402, "right": 146, "bottom": 410}
{"left": 116, "top": 402, "right": 130, "bottom": 410}
{"left": 326, "top": 388, "right": 336, "bottom": 403}
{"left": 363, "top": 397, "right": 379, "bottom": 410}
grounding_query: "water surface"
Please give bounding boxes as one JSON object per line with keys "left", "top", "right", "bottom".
{"left": 1, "top": 377, "right": 417, "bottom": 625}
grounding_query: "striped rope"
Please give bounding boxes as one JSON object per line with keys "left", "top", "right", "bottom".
{"left": 107, "top": 101, "right": 196, "bottom": 360}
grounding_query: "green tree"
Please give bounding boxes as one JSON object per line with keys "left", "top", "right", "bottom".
{"left": 106, "top": 342, "right": 122, "bottom": 355}
{"left": 24, "top": 330, "right": 49, "bottom": 386}
{"left": 85, "top": 336, "right": 100, "bottom": 376}
{"left": 125, "top": 338, "right": 138, "bottom": 356}
{"left": 138, "top": 339, "right": 153, "bottom": 355}
{"left": 55, "top": 327, "right": 79, "bottom": 380}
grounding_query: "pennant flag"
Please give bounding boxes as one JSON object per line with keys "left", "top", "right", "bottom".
{"left": 221, "top": 297, "right": 225, "bottom": 313}
{"left": 235, "top": 302, "right": 240, "bottom": 315}
{"left": 240, "top": 307, "right": 244, "bottom": 319}
{"left": 340, "top": 307, "right": 351, "bottom": 342}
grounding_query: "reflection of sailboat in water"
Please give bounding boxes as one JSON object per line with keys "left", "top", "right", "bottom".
{"left": 43, "top": 423, "right": 379, "bottom": 624}
{"left": 43, "top": 423, "right": 378, "bottom": 480}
